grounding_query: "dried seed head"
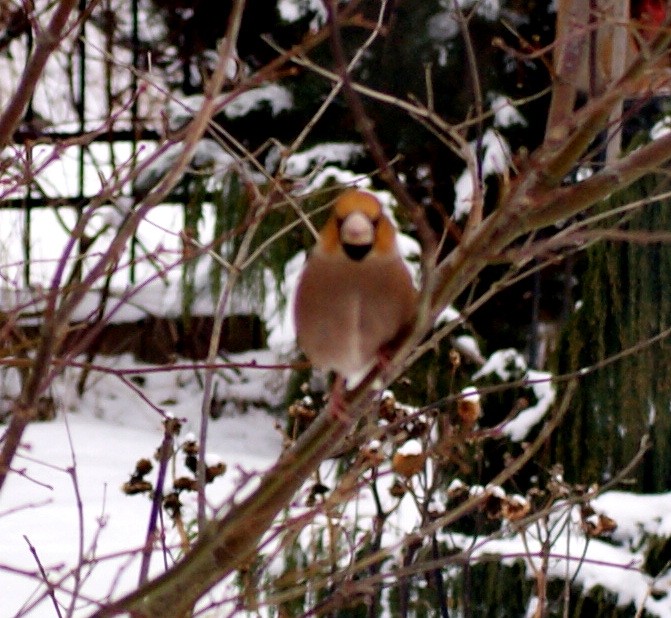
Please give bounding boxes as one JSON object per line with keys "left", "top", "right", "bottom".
{"left": 379, "top": 391, "right": 398, "bottom": 422}
{"left": 205, "top": 462, "right": 227, "bottom": 483}
{"left": 484, "top": 485, "right": 506, "bottom": 520}
{"left": 457, "top": 386, "right": 481, "bottom": 429}
{"left": 135, "top": 458, "right": 153, "bottom": 477}
{"left": 581, "top": 505, "right": 617, "bottom": 537}
{"left": 306, "top": 482, "right": 330, "bottom": 506}
{"left": 288, "top": 399, "right": 317, "bottom": 420}
{"left": 392, "top": 440, "right": 426, "bottom": 478}
{"left": 182, "top": 440, "right": 199, "bottom": 456}
{"left": 163, "top": 417, "right": 182, "bottom": 436}
{"left": 361, "top": 440, "right": 385, "bottom": 467}
{"left": 502, "top": 494, "right": 531, "bottom": 522}
{"left": 122, "top": 479, "right": 153, "bottom": 495}
{"left": 163, "top": 492, "right": 182, "bottom": 518}
{"left": 447, "top": 478, "right": 469, "bottom": 501}
{"left": 389, "top": 479, "right": 407, "bottom": 498}
{"left": 173, "top": 476, "right": 198, "bottom": 492}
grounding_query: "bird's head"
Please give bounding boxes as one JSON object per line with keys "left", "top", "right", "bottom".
{"left": 320, "top": 189, "right": 397, "bottom": 261}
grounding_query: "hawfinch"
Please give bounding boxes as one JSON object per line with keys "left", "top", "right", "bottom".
{"left": 294, "top": 189, "right": 417, "bottom": 387}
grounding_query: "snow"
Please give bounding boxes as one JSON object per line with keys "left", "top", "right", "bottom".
{"left": 3, "top": 345, "right": 671, "bottom": 615}
{"left": 436, "top": 304, "right": 463, "bottom": 325}
{"left": 576, "top": 165, "right": 594, "bottom": 181}
{"left": 469, "top": 484, "right": 486, "bottom": 497}
{"left": 2, "top": 141, "right": 138, "bottom": 201}
{"left": 134, "top": 139, "right": 240, "bottom": 195}
{"left": 1, "top": 6, "right": 670, "bottom": 613}
{"left": 460, "top": 385, "right": 480, "bottom": 402}
{"left": 454, "top": 128, "right": 513, "bottom": 220}
{"left": 0, "top": 3, "right": 161, "bottom": 134}
{"left": 438, "top": 482, "right": 671, "bottom": 616}
{"left": 448, "top": 478, "right": 466, "bottom": 494}
{"left": 461, "top": 529, "right": 652, "bottom": 607}
{"left": 468, "top": 0, "right": 501, "bottom": 20}
{"left": 284, "top": 142, "right": 365, "bottom": 177}
{"left": 278, "top": 0, "right": 328, "bottom": 29}
{"left": 508, "top": 493, "right": 528, "bottom": 507}
{"left": 650, "top": 114, "right": 671, "bottom": 140}
{"left": 221, "top": 84, "right": 293, "bottom": 119}
{"left": 166, "top": 83, "right": 293, "bottom": 131}
{"left": 487, "top": 484, "right": 506, "bottom": 498}
{"left": 593, "top": 491, "right": 671, "bottom": 547}
{"left": 428, "top": 0, "right": 502, "bottom": 44}
{"left": 0, "top": 195, "right": 270, "bottom": 318}
{"left": 454, "top": 334, "right": 485, "bottom": 364}
{"left": 473, "top": 348, "right": 527, "bottom": 382}
{"left": 427, "top": 11, "right": 460, "bottom": 42}
{"left": 490, "top": 93, "right": 528, "bottom": 128}
{"left": 472, "top": 350, "right": 556, "bottom": 441}
{"left": 264, "top": 250, "right": 304, "bottom": 349}
{"left": 397, "top": 439, "right": 423, "bottom": 456}
{"left": 294, "top": 165, "right": 371, "bottom": 196}
{"left": 1, "top": 354, "right": 283, "bottom": 617}
{"left": 503, "top": 369, "right": 556, "bottom": 442}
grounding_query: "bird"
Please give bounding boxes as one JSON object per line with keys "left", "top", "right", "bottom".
{"left": 293, "top": 188, "right": 417, "bottom": 394}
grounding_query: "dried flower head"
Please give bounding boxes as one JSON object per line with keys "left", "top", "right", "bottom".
{"left": 389, "top": 478, "right": 407, "bottom": 498}
{"left": 392, "top": 439, "right": 426, "bottom": 478}
{"left": 502, "top": 494, "right": 531, "bottom": 522}
{"left": 457, "top": 386, "right": 481, "bottom": 429}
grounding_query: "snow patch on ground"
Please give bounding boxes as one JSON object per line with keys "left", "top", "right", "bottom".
{"left": 2, "top": 353, "right": 283, "bottom": 617}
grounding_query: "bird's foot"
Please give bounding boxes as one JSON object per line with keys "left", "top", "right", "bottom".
{"left": 327, "top": 375, "right": 352, "bottom": 422}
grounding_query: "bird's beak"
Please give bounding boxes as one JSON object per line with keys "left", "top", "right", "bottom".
{"left": 340, "top": 211, "right": 375, "bottom": 246}
{"left": 339, "top": 211, "right": 375, "bottom": 261}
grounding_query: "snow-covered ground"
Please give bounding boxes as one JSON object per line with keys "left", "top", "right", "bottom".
{"left": 3, "top": 345, "right": 671, "bottom": 616}
{"left": 1, "top": 160, "right": 669, "bottom": 615}
{"left": 1, "top": 353, "right": 284, "bottom": 617}
{"left": 1, "top": 5, "right": 670, "bottom": 611}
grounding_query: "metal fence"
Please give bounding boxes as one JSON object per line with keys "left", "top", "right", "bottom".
{"left": 0, "top": 0, "right": 186, "bottom": 289}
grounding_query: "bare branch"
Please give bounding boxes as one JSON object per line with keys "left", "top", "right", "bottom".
{"left": 24, "top": 535, "right": 64, "bottom": 618}
{"left": 0, "top": 0, "right": 79, "bottom": 148}
{"left": 324, "top": 0, "right": 438, "bottom": 260}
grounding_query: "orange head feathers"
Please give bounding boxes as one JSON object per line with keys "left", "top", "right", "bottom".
{"left": 293, "top": 189, "right": 417, "bottom": 385}
{"left": 319, "top": 189, "right": 397, "bottom": 259}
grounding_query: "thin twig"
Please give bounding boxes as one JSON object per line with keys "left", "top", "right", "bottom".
{"left": 0, "top": 0, "right": 252, "bottom": 494}
{"left": 289, "top": 0, "right": 389, "bottom": 154}
{"left": 138, "top": 421, "right": 177, "bottom": 586}
{"left": 60, "top": 410, "right": 86, "bottom": 618}
{"left": 0, "top": 0, "right": 79, "bottom": 148}
{"left": 195, "top": 0, "right": 249, "bottom": 534}
{"left": 24, "top": 535, "right": 64, "bottom": 618}
{"left": 452, "top": 0, "right": 485, "bottom": 232}
{"left": 324, "top": 0, "right": 437, "bottom": 259}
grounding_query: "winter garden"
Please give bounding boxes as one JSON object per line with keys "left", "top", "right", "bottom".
{"left": 3, "top": 0, "right": 671, "bottom": 616}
